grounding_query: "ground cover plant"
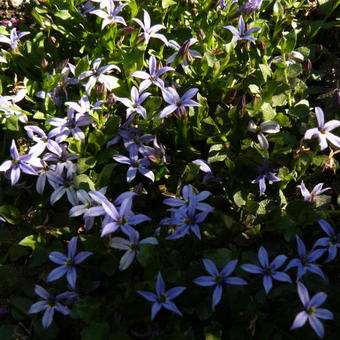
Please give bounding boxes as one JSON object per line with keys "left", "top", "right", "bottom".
{"left": 0, "top": 0, "right": 339, "bottom": 339}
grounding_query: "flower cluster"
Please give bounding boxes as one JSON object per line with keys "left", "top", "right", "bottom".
{"left": 0, "top": 1, "right": 339, "bottom": 338}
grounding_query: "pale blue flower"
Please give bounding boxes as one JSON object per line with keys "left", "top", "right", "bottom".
{"left": 90, "top": 1, "right": 127, "bottom": 29}
{"left": 0, "top": 28, "right": 30, "bottom": 51}
{"left": 313, "top": 219, "right": 340, "bottom": 263}
{"left": 46, "top": 237, "right": 92, "bottom": 289}
{"left": 285, "top": 236, "right": 326, "bottom": 280}
{"left": 110, "top": 228, "right": 158, "bottom": 270}
{"left": 241, "top": 246, "right": 291, "bottom": 294}
{"left": 193, "top": 259, "right": 247, "bottom": 309}
{"left": 137, "top": 272, "right": 186, "bottom": 320}
{"left": 160, "top": 87, "right": 201, "bottom": 119}
{"left": 290, "top": 282, "right": 333, "bottom": 338}
{"left": 303, "top": 107, "right": 340, "bottom": 150}
{"left": 29, "top": 285, "right": 77, "bottom": 328}
{"left": 224, "top": 16, "right": 261, "bottom": 44}
{"left": 133, "top": 9, "right": 168, "bottom": 46}
{"left": 0, "top": 140, "right": 42, "bottom": 185}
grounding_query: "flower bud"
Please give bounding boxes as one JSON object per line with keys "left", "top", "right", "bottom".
{"left": 1, "top": 20, "right": 12, "bottom": 27}
{"left": 10, "top": 18, "right": 21, "bottom": 25}
{"left": 258, "top": 41, "right": 266, "bottom": 50}
{"left": 50, "top": 36, "right": 57, "bottom": 44}
{"left": 306, "top": 59, "right": 312, "bottom": 73}
{"left": 124, "top": 26, "right": 134, "bottom": 34}
{"left": 199, "top": 29, "right": 206, "bottom": 39}
{"left": 59, "top": 59, "right": 69, "bottom": 69}
{"left": 41, "top": 58, "right": 49, "bottom": 68}
{"left": 98, "top": 83, "right": 107, "bottom": 95}
{"left": 335, "top": 90, "right": 340, "bottom": 106}
{"left": 317, "top": 44, "right": 323, "bottom": 54}
{"left": 241, "top": 95, "right": 247, "bottom": 108}
{"left": 108, "top": 92, "right": 117, "bottom": 103}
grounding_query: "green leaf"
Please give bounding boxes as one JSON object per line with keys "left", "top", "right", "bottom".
{"left": 137, "top": 244, "right": 159, "bottom": 269}
{"left": 315, "top": 195, "right": 332, "bottom": 208}
{"left": 182, "top": 163, "right": 200, "bottom": 182}
{"left": 9, "top": 244, "right": 29, "bottom": 261}
{"left": 67, "top": 137, "right": 83, "bottom": 154}
{"left": 81, "top": 322, "right": 110, "bottom": 340}
{"left": 10, "top": 297, "right": 32, "bottom": 321}
{"left": 127, "top": 0, "right": 139, "bottom": 17}
{"left": 97, "top": 163, "right": 116, "bottom": 187}
{"left": 162, "top": 0, "right": 176, "bottom": 8}
{"left": 75, "top": 174, "right": 96, "bottom": 191}
{"left": 78, "top": 157, "right": 97, "bottom": 174}
{"left": 286, "top": 200, "right": 317, "bottom": 225}
{"left": 249, "top": 84, "right": 260, "bottom": 94}
{"left": 55, "top": 10, "right": 72, "bottom": 20}
{"left": 261, "top": 102, "right": 276, "bottom": 120}
{"left": 259, "top": 64, "right": 272, "bottom": 82}
{"left": 0, "top": 325, "right": 15, "bottom": 340}
{"left": 19, "top": 234, "right": 43, "bottom": 250}
{"left": 271, "top": 93, "right": 287, "bottom": 107}
{"left": 287, "top": 63, "right": 302, "bottom": 78}
{"left": 284, "top": 30, "right": 297, "bottom": 53}
{"left": 0, "top": 205, "right": 21, "bottom": 224}
{"left": 233, "top": 191, "right": 246, "bottom": 208}
{"left": 290, "top": 100, "right": 309, "bottom": 118}
{"left": 203, "top": 248, "right": 232, "bottom": 268}
{"left": 88, "top": 130, "right": 106, "bottom": 151}
{"left": 33, "top": 111, "right": 45, "bottom": 120}
{"left": 4, "top": 115, "right": 19, "bottom": 131}
{"left": 208, "top": 144, "right": 229, "bottom": 163}
{"left": 75, "top": 55, "right": 90, "bottom": 77}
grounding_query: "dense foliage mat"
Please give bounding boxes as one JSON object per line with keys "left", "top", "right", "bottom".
{"left": 0, "top": 0, "right": 339, "bottom": 339}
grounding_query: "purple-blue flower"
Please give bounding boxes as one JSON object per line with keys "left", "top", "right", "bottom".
{"left": 290, "top": 282, "right": 333, "bottom": 338}
{"left": 241, "top": 246, "right": 291, "bottom": 294}
{"left": 224, "top": 16, "right": 261, "bottom": 44}
{"left": 163, "top": 184, "right": 213, "bottom": 213}
{"left": 132, "top": 9, "right": 168, "bottom": 46}
{"left": 193, "top": 259, "right": 247, "bottom": 309}
{"left": 117, "top": 86, "right": 151, "bottom": 120}
{"left": 87, "top": 190, "right": 151, "bottom": 237}
{"left": 0, "top": 139, "right": 42, "bottom": 185}
{"left": 285, "top": 236, "right": 326, "bottom": 280}
{"left": 160, "top": 87, "right": 201, "bottom": 119}
{"left": 110, "top": 228, "right": 158, "bottom": 270}
{"left": 43, "top": 143, "right": 79, "bottom": 176}
{"left": 297, "top": 181, "right": 331, "bottom": 202}
{"left": 28, "top": 285, "right": 77, "bottom": 328}
{"left": 303, "top": 107, "right": 340, "bottom": 150}
{"left": 90, "top": 1, "right": 127, "bottom": 29}
{"left": 48, "top": 107, "right": 93, "bottom": 143}
{"left": 46, "top": 237, "right": 92, "bottom": 289}
{"left": 78, "top": 58, "right": 120, "bottom": 94}
{"left": 162, "top": 199, "right": 211, "bottom": 240}
{"left": 251, "top": 158, "right": 281, "bottom": 196}
{"left": 131, "top": 55, "right": 174, "bottom": 92}
{"left": 46, "top": 169, "right": 78, "bottom": 206}
{"left": 166, "top": 38, "right": 202, "bottom": 67}
{"left": 113, "top": 149, "right": 155, "bottom": 182}
{"left": 25, "top": 125, "right": 61, "bottom": 156}
{"left": 313, "top": 219, "right": 340, "bottom": 263}
{"left": 69, "top": 187, "right": 107, "bottom": 230}
{"left": 0, "top": 28, "right": 30, "bottom": 51}
{"left": 137, "top": 272, "right": 186, "bottom": 320}
{"left": 240, "top": 0, "right": 262, "bottom": 15}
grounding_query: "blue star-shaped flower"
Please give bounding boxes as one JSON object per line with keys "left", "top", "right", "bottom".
{"left": 137, "top": 272, "right": 186, "bottom": 320}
